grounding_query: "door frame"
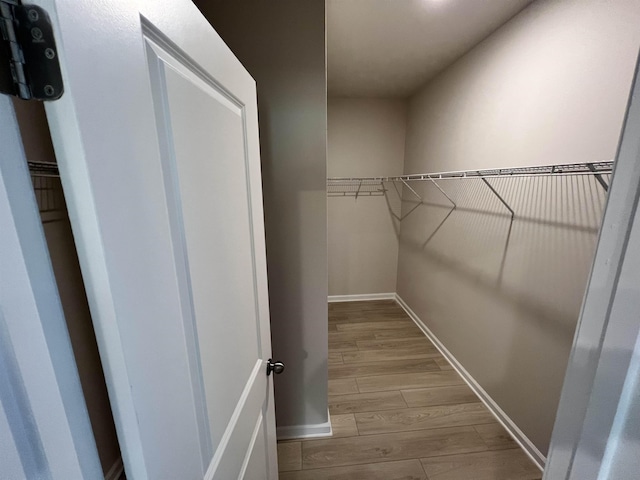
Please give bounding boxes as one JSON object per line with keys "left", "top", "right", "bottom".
{"left": 544, "top": 54, "right": 640, "bottom": 479}
{"left": 0, "top": 96, "right": 102, "bottom": 479}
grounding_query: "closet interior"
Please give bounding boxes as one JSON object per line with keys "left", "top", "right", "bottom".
{"left": 325, "top": 0, "right": 640, "bottom": 476}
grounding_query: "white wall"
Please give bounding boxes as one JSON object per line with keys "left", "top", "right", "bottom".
{"left": 328, "top": 98, "right": 406, "bottom": 296}
{"left": 195, "top": 0, "right": 329, "bottom": 434}
{"left": 397, "top": 0, "right": 640, "bottom": 456}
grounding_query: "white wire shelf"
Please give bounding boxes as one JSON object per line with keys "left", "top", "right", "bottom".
{"left": 28, "top": 161, "right": 60, "bottom": 177}
{"left": 327, "top": 160, "right": 613, "bottom": 217}
{"left": 327, "top": 178, "right": 386, "bottom": 197}
{"left": 328, "top": 161, "right": 613, "bottom": 184}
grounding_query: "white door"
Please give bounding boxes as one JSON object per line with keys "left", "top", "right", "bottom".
{"left": 28, "top": 0, "right": 278, "bottom": 478}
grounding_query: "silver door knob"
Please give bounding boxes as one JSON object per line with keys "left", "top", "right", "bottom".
{"left": 266, "top": 359, "right": 285, "bottom": 376}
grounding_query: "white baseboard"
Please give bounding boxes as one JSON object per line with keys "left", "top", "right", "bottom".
{"left": 104, "top": 457, "right": 124, "bottom": 480}
{"left": 276, "top": 410, "right": 333, "bottom": 440}
{"left": 395, "top": 294, "right": 546, "bottom": 472}
{"left": 328, "top": 293, "right": 396, "bottom": 303}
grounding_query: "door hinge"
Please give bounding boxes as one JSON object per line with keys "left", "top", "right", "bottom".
{"left": 0, "top": 1, "right": 63, "bottom": 100}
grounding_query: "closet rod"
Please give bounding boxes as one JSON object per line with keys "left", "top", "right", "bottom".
{"left": 28, "top": 161, "right": 60, "bottom": 177}
{"left": 327, "top": 160, "right": 613, "bottom": 183}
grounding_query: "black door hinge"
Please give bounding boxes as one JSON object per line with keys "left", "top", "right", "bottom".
{"left": 0, "top": 0, "right": 63, "bottom": 100}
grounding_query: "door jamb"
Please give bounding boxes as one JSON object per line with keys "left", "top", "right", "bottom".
{"left": 544, "top": 54, "right": 640, "bottom": 479}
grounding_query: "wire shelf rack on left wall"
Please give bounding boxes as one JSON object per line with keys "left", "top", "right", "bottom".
{"left": 327, "top": 178, "right": 386, "bottom": 197}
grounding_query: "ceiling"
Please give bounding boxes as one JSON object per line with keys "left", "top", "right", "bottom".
{"left": 327, "top": 0, "right": 533, "bottom": 98}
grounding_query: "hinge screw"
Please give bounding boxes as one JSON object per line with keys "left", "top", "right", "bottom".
{"left": 31, "top": 27, "right": 43, "bottom": 40}
{"left": 44, "top": 48, "right": 55, "bottom": 59}
{"left": 43, "top": 85, "right": 54, "bottom": 96}
{"left": 27, "top": 9, "right": 39, "bottom": 22}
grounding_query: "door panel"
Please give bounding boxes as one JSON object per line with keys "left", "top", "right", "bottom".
{"left": 241, "top": 415, "right": 268, "bottom": 479}
{"left": 209, "top": 361, "right": 267, "bottom": 479}
{"left": 162, "top": 58, "right": 261, "bottom": 424}
{"left": 35, "top": 0, "right": 278, "bottom": 478}
{"left": 145, "top": 35, "right": 268, "bottom": 473}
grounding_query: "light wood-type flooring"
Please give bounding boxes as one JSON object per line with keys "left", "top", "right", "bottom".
{"left": 277, "top": 300, "right": 542, "bottom": 480}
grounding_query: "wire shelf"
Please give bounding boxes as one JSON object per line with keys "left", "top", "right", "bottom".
{"left": 28, "top": 161, "right": 64, "bottom": 222}
{"left": 28, "top": 161, "right": 60, "bottom": 177}
{"left": 327, "top": 161, "right": 613, "bottom": 219}
{"left": 327, "top": 178, "right": 386, "bottom": 197}
{"left": 328, "top": 161, "right": 614, "bottom": 184}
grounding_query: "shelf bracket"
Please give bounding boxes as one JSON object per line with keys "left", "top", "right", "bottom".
{"left": 428, "top": 177, "right": 457, "bottom": 208}
{"left": 400, "top": 179, "right": 423, "bottom": 202}
{"left": 481, "top": 177, "right": 514, "bottom": 219}
{"left": 587, "top": 163, "right": 609, "bottom": 192}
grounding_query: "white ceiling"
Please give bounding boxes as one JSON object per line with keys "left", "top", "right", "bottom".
{"left": 327, "top": 0, "right": 534, "bottom": 98}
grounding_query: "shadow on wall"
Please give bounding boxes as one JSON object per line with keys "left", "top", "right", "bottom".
{"left": 394, "top": 173, "right": 608, "bottom": 453}
{"left": 384, "top": 181, "right": 420, "bottom": 229}
{"left": 383, "top": 181, "right": 404, "bottom": 235}
{"left": 396, "top": 175, "right": 607, "bottom": 326}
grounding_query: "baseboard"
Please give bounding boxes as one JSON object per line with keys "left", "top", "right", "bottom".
{"left": 104, "top": 457, "right": 124, "bottom": 480}
{"left": 328, "top": 293, "right": 396, "bottom": 303}
{"left": 276, "top": 410, "right": 333, "bottom": 440}
{"left": 395, "top": 294, "right": 546, "bottom": 471}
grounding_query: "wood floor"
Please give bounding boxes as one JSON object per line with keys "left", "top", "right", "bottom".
{"left": 277, "top": 300, "right": 542, "bottom": 480}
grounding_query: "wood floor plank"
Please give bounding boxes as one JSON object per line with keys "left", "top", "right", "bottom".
{"left": 279, "top": 459, "right": 427, "bottom": 480}
{"left": 359, "top": 313, "right": 407, "bottom": 321}
{"left": 357, "top": 370, "right": 465, "bottom": 393}
{"left": 328, "top": 352, "right": 344, "bottom": 365}
{"left": 329, "top": 331, "right": 376, "bottom": 343}
{"left": 360, "top": 301, "right": 403, "bottom": 308}
{"left": 278, "top": 300, "right": 539, "bottom": 479}
{"left": 401, "top": 385, "right": 478, "bottom": 408}
{"left": 330, "top": 358, "right": 440, "bottom": 380}
{"left": 356, "top": 337, "right": 437, "bottom": 352}
{"left": 328, "top": 378, "right": 359, "bottom": 395}
{"left": 474, "top": 423, "right": 519, "bottom": 450}
{"left": 329, "top": 391, "right": 407, "bottom": 415}
{"left": 420, "top": 449, "right": 542, "bottom": 480}
{"left": 329, "top": 306, "right": 398, "bottom": 318}
{"left": 348, "top": 308, "right": 406, "bottom": 317}
{"left": 278, "top": 441, "right": 302, "bottom": 472}
{"left": 302, "top": 426, "right": 487, "bottom": 469}
{"left": 330, "top": 414, "right": 359, "bottom": 438}
{"left": 355, "top": 403, "right": 495, "bottom": 435}
{"left": 336, "top": 320, "right": 416, "bottom": 332}
{"left": 328, "top": 340, "right": 359, "bottom": 353}
{"left": 330, "top": 313, "right": 409, "bottom": 325}
{"left": 373, "top": 328, "right": 425, "bottom": 339}
{"left": 343, "top": 348, "right": 442, "bottom": 364}
{"left": 434, "top": 356, "right": 453, "bottom": 370}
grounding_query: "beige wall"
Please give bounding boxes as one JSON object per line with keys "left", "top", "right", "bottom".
{"left": 12, "top": 100, "right": 120, "bottom": 474}
{"left": 398, "top": 0, "right": 640, "bottom": 456}
{"left": 195, "top": 1, "right": 329, "bottom": 432}
{"left": 328, "top": 98, "right": 406, "bottom": 295}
